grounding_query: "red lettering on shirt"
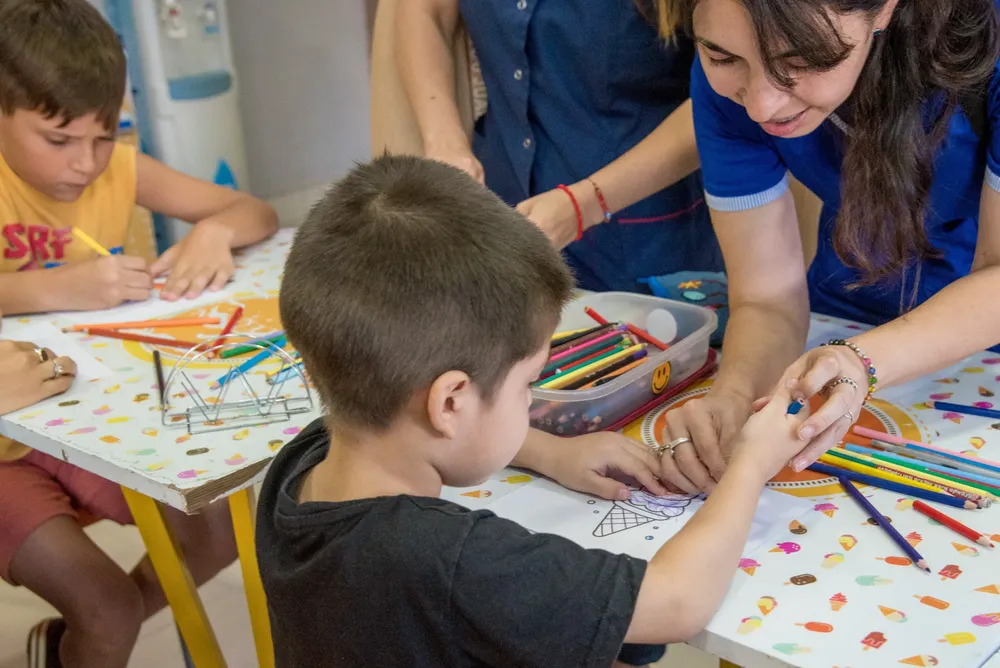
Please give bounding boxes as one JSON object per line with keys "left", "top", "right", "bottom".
{"left": 27, "top": 225, "right": 50, "bottom": 261}
{"left": 1, "top": 223, "right": 75, "bottom": 266}
{"left": 2, "top": 223, "right": 28, "bottom": 260}
{"left": 51, "top": 228, "right": 72, "bottom": 259}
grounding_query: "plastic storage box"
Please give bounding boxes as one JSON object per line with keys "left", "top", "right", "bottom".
{"left": 530, "top": 292, "right": 717, "bottom": 435}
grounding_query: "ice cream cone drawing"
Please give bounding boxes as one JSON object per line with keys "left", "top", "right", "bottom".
{"left": 896, "top": 498, "right": 914, "bottom": 511}
{"left": 814, "top": 502, "right": 838, "bottom": 518}
{"left": 738, "top": 558, "right": 760, "bottom": 576}
{"left": 839, "top": 534, "right": 858, "bottom": 551}
{"left": 879, "top": 605, "right": 908, "bottom": 623}
{"left": 906, "top": 532, "right": 923, "bottom": 547}
{"left": 939, "top": 564, "right": 963, "bottom": 581}
{"left": 737, "top": 616, "right": 762, "bottom": 635}
{"left": 976, "top": 584, "right": 1000, "bottom": 595}
{"left": 899, "top": 656, "right": 938, "bottom": 666}
{"left": 914, "top": 595, "right": 950, "bottom": 610}
{"left": 795, "top": 622, "right": 833, "bottom": 633}
{"left": 877, "top": 556, "right": 913, "bottom": 567}
{"left": 970, "top": 436, "right": 987, "bottom": 449}
{"left": 757, "top": 596, "right": 777, "bottom": 616}
{"left": 822, "top": 552, "right": 845, "bottom": 569}
{"left": 592, "top": 490, "right": 694, "bottom": 537}
{"left": 952, "top": 542, "right": 980, "bottom": 557}
{"left": 770, "top": 542, "right": 801, "bottom": 555}
{"left": 938, "top": 632, "right": 976, "bottom": 646}
{"left": 829, "top": 593, "right": 847, "bottom": 611}
{"left": 789, "top": 520, "right": 807, "bottom": 535}
{"left": 862, "top": 631, "right": 887, "bottom": 650}
{"left": 972, "top": 613, "right": 1000, "bottom": 627}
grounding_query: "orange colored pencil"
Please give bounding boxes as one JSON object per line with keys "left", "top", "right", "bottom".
{"left": 578, "top": 358, "right": 648, "bottom": 389}
{"left": 205, "top": 307, "right": 244, "bottom": 359}
{"left": 64, "top": 317, "right": 219, "bottom": 332}
{"left": 83, "top": 327, "right": 205, "bottom": 350}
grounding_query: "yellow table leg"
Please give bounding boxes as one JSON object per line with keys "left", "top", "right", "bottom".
{"left": 720, "top": 661, "right": 743, "bottom": 668}
{"left": 121, "top": 487, "right": 226, "bottom": 668}
{"left": 228, "top": 488, "right": 274, "bottom": 668}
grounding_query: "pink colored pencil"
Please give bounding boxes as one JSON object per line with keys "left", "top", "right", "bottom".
{"left": 548, "top": 326, "right": 626, "bottom": 363}
{"left": 854, "top": 426, "right": 1000, "bottom": 470}
{"left": 205, "top": 306, "right": 244, "bottom": 359}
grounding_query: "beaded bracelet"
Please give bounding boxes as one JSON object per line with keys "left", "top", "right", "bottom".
{"left": 821, "top": 338, "right": 878, "bottom": 401}
{"left": 556, "top": 184, "right": 584, "bottom": 241}
{"left": 587, "top": 178, "right": 613, "bottom": 223}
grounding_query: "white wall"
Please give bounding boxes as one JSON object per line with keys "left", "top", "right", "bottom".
{"left": 228, "top": 0, "right": 374, "bottom": 224}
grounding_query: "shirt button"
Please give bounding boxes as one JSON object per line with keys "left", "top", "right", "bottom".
{"left": 516, "top": 0, "right": 527, "bottom": 8}
{"left": 513, "top": 69, "right": 523, "bottom": 81}
{"left": 522, "top": 137, "right": 532, "bottom": 149}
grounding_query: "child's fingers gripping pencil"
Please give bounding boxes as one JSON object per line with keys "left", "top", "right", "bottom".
{"left": 72, "top": 227, "right": 110, "bottom": 256}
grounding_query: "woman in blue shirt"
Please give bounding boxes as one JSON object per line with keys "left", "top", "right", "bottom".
{"left": 396, "top": 0, "right": 722, "bottom": 293}
{"left": 650, "top": 0, "right": 1000, "bottom": 495}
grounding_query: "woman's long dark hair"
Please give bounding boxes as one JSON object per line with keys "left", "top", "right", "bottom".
{"left": 659, "top": 0, "right": 999, "bottom": 286}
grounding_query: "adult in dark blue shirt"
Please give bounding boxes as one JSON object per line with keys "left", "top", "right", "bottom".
{"left": 650, "top": 0, "right": 1000, "bottom": 496}
{"left": 397, "top": 0, "right": 722, "bottom": 294}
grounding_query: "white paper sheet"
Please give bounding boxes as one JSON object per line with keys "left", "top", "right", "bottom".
{"left": 54, "top": 287, "right": 237, "bottom": 325}
{"left": 0, "top": 322, "right": 113, "bottom": 381}
{"left": 483, "top": 477, "right": 813, "bottom": 562}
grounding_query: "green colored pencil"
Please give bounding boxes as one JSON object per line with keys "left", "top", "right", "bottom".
{"left": 536, "top": 345, "right": 628, "bottom": 388}
{"left": 220, "top": 333, "right": 286, "bottom": 358}
{"left": 867, "top": 451, "right": 1000, "bottom": 496}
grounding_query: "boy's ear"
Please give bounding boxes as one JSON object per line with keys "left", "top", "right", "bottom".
{"left": 426, "top": 370, "right": 474, "bottom": 439}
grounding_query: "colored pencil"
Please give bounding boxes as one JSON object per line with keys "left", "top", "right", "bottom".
{"left": 220, "top": 332, "right": 286, "bottom": 358}
{"left": 854, "top": 426, "right": 1000, "bottom": 474}
{"left": 845, "top": 444, "right": 1000, "bottom": 497}
{"left": 539, "top": 344, "right": 644, "bottom": 390}
{"left": 827, "top": 449, "right": 991, "bottom": 506}
{"left": 540, "top": 341, "right": 630, "bottom": 380}
{"left": 267, "top": 361, "right": 304, "bottom": 385}
{"left": 931, "top": 400, "right": 1000, "bottom": 421}
{"left": 912, "top": 500, "right": 994, "bottom": 548}
{"left": 537, "top": 346, "right": 629, "bottom": 387}
{"left": 810, "top": 461, "right": 977, "bottom": 510}
{"left": 64, "top": 317, "right": 219, "bottom": 332}
{"left": 83, "top": 327, "right": 204, "bottom": 350}
{"left": 838, "top": 477, "right": 931, "bottom": 572}
{"left": 551, "top": 325, "right": 596, "bottom": 342}
{"left": 832, "top": 447, "right": 995, "bottom": 501}
{"left": 868, "top": 437, "right": 1000, "bottom": 484}
{"left": 583, "top": 306, "right": 609, "bottom": 326}
{"left": 550, "top": 325, "right": 608, "bottom": 349}
{"left": 153, "top": 350, "right": 165, "bottom": 407}
{"left": 581, "top": 306, "right": 669, "bottom": 351}
{"left": 818, "top": 453, "right": 961, "bottom": 497}
{"left": 549, "top": 325, "right": 617, "bottom": 357}
{"left": 585, "top": 358, "right": 650, "bottom": 388}
{"left": 787, "top": 399, "right": 806, "bottom": 415}
{"left": 204, "top": 307, "right": 244, "bottom": 359}
{"left": 561, "top": 348, "right": 649, "bottom": 390}
{"left": 548, "top": 327, "right": 627, "bottom": 364}
{"left": 72, "top": 227, "right": 111, "bottom": 256}
{"left": 213, "top": 336, "right": 287, "bottom": 389}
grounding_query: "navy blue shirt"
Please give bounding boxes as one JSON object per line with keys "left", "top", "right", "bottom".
{"left": 692, "top": 55, "right": 1000, "bottom": 329}
{"left": 460, "top": 0, "right": 722, "bottom": 292}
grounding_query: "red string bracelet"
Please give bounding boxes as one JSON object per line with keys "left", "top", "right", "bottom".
{"left": 556, "top": 184, "right": 584, "bottom": 241}
{"left": 587, "top": 178, "right": 613, "bottom": 223}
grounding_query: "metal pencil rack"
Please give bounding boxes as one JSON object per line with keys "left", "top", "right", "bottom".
{"left": 160, "top": 334, "right": 313, "bottom": 435}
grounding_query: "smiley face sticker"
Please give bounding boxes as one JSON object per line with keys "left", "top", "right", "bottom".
{"left": 651, "top": 362, "right": 672, "bottom": 395}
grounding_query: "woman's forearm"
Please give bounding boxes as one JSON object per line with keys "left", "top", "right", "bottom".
{"left": 395, "top": 0, "right": 469, "bottom": 153}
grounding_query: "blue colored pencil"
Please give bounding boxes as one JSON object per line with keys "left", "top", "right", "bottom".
{"left": 932, "top": 400, "right": 1000, "bottom": 421}
{"left": 844, "top": 443, "right": 1000, "bottom": 489}
{"left": 786, "top": 399, "right": 805, "bottom": 415}
{"left": 808, "top": 462, "right": 976, "bottom": 510}
{"left": 837, "top": 476, "right": 930, "bottom": 572}
{"left": 213, "top": 336, "right": 286, "bottom": 389}
{"left": 266, "top": 361, "right": 304, "bottom": 385}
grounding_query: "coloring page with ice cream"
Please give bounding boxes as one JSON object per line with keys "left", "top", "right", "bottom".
{"left": 479, "top": 476, "right": 814, "bottom": 563}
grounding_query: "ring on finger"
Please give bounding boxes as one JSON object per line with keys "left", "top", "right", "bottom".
{"left": 824, "top": 376, "right": 859, "bottom": 394}
{"left": 49, "top": 360, "right": 64, "bottom": 379}
{"left": 668, "top": 437, "right": 692, "bottom": 456}
{"left": 33, "top": 347, "right": 49, "bottom": 364}
{"left": 841, "top": 410, "right": 856, "bottom": 424}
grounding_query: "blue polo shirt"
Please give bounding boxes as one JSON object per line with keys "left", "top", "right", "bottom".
{"left": 692, "top": 56, "right": 1000, "bottom": 328}
{"left": 459, "top": 0, "right": 723, "bottom": 292}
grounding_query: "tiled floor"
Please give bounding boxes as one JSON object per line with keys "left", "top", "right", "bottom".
{"left": 0, "top": 520, "right": 716, "bottom": 668}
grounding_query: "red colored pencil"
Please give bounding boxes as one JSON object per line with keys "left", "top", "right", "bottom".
{"left": 583, "top": 306, "right": 668, "bottom": 350}
{"left": 912, "top": 500, "right": 994, "bottom": 548}
{"left": 83, "top": 327, "right": 205, "bottom": 351}
{"left": 539, "top": 341, "right": 629, "bottom": 381}
{"left": 205, "top": 306, "right": 244, "bottom": 359}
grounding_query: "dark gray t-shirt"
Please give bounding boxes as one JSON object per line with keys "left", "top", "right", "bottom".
{"left": 256, "top": 419, "right": 647, "bottom": 667}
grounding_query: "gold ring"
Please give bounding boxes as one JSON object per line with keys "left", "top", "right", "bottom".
{"left": 33, "top": 347, "right": 49, "bottom": 363}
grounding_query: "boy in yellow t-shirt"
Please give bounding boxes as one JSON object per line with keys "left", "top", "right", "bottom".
{"left": 0, "top": 1, "right": 277, "bottom": 666}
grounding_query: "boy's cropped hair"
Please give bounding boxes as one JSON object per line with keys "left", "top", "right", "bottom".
{"left": 0, "top": 0, "right": 127, "bottom": 131}
{"left": 280, "top": 154, "right": 573, "bottom": 428}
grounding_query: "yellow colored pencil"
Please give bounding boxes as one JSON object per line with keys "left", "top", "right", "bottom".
{"left": 818, "top": 453, "right": 946, "bottom": 495}
{"left": 551, "top": 326, "right": 591, "bottom": 341}
{"left": 72, "top": 227, "right": 110, "bottom": 256}
{"left": 831, "top": 447, "right": 997, "bottom": 502}
{"left": 539, "top": 344, "right": 643, "bottom": 390}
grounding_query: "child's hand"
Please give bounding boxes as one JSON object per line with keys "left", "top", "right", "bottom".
{"left": 151, "top": 220, "right": 235, "bottom": 301}
{"left": 0, "top": 340, "right": 77, "bottom": 415}
{"left": 53, "top": 256, "right": 153, "bottom": 310}
{"left": 728, "top": 385, "right": 808, "bottom": 483}
{"left": 543, "top": 431, "right": 668, "bottom": 501}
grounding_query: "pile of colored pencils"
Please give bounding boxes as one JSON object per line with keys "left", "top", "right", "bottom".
{"left": 67, "top": 309, "right": 246, "bottom": 357}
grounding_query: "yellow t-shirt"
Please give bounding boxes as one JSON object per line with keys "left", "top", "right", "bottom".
{"left": 0, "top": 142, "right": 137, "bottom": 461}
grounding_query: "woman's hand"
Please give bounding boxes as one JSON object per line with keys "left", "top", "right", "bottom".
{"left": 755, "top": 343, "right": 869, "bottom": 473}
{"left": 656, "top": 388, "right": 754, "bottom": 494}
{"left": 516, "top": 182, "right": 601, "bottom": 249}
{"left": 0, "top": 340, "right": 77, "bottom": 415}
{"left": 424, "top": 146, "right": 485, "bottom": 184}
{"left": 533, "top": 431, "right": 668, "bottom": 500}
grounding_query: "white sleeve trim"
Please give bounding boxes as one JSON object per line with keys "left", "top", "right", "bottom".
{"left": 704, "top": 173, "right": 790, "bottom": 212}
{"left": 986, "top": 166, "right": 1000, "bottom": 194}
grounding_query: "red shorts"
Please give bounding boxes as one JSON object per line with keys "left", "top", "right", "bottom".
{"left": 0, "top": 450, "right": 133, "bottom": 584}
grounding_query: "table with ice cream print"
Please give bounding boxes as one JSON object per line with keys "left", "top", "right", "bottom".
{"left": 0, "top": 229, "right": 305, "bottom": 668}
{"left": 446, "top": 315, "right": 1000, "bottom": 668}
